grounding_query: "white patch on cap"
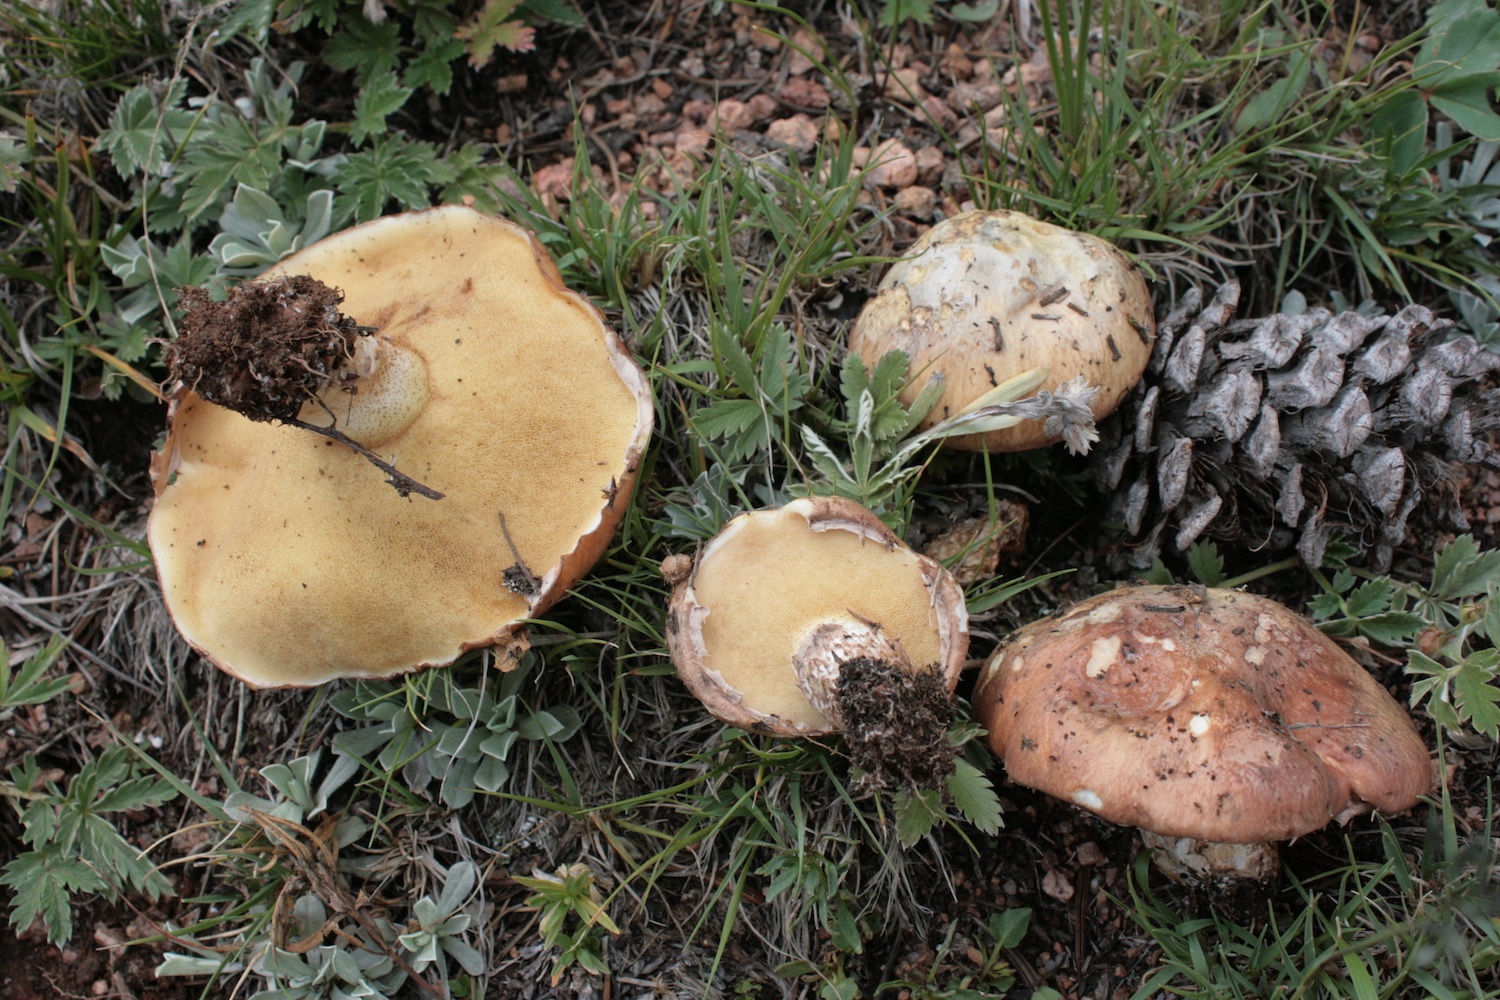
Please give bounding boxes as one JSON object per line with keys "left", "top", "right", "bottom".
{"left": 1072, "top": 789, "right": 1104, "bottom": 811}
{"left": 1085, "top": 635, "right": 1123, "bottom": 678}
{"left": 1160, "top": 638, "right": 1177, "bottom": 652}
{"left": 1085, "top": 602, "right": 1124, "bottom": 625}
{"left": 1009, "top": 655, "right": 1025, "bottom": 672}
{"left": 1244, "top": 645, "right": 1266, "bottom": 665}
{"left": 1254, "top": 613, "right": 1276, "bottom": 645}
{"left": 1189, "top": 714, "right": 1211, "bottom": 736}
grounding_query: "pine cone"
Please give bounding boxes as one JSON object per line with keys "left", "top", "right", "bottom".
{"left": 1092, "top": 281, "right": 1500, "bottom": 571}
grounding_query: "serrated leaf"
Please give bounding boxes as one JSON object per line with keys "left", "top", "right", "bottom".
{"left": 1454, "top": 652, "right": 1500, "bottom": 739}
{"left": 325, "top": 16, "right": 401, "bottom": 82}
{"left": 948, "top": 758, "right": 1003, "bottom": 834}
{"left": 693, "top": 397, "right": 761, "bottom": 439}
{"left": 456, "top": 0, "right": 537, "bottom": 68}
{"left": 92, "top": 774, "right": 175, "bottom": 813}
{"left": 1433, "top": 536, "right": 1500, "bottom": 599}
{"left": 336, "top": 136, "right": 453, "bottom": 223}
{"left": 403, "top": 36, "right": 466, "bottom": 94}
{"left": 1185, "top": 540, "right": 1224, "bottom": 587}
{"left": 351, "top": 71, "right": 413, "bottom": 146}
{"left": 95, "top": 81, "right": 193, "bottom": 176}
{"left": 1356, "top": 611, "right": 1429, "bottom": 646}
{"left": 1344, "top": 578, "right": 1394, "bottom": 618}
{"left": 2, "top": 850, "right": 107, "bottom": 943}
{"left": 894, "top": 788, "right": 940, "bottom": 848}
{"left": 520, "top": 0, "right": 587, "bottom": 26}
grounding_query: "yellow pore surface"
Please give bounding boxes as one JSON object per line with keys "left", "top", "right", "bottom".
{"left": 691, "top": 505, "right": 945, "bottom": 729}
{"left": 149, "top": 207, "right": 644, "bottom": 686}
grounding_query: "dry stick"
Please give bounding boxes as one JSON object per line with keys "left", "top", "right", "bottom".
{"left": 284, "top": 418, "right": 445, "bottom": 500}
{"left": 496, "top": 511, "right": 540, "bottom": 595}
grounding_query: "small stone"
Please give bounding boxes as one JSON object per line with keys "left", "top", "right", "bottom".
{"left": 1077, "top": 841, "right": 1107, "bottom": 866}
{"left": 914, "top": 144, "right": 945, "bottom": 186}
{"left": 884, "top": 67, "right": 927, "bottom": 102}
{"left": 713, "top": 98, "right": 754, "bottom": 132}
{"left": 787, "top": 28, "right": 824, "bottom": 75}
{"left": 651, "top": 78, "right": 673, "bottom": 100}
{"left": 919, "top": 95, "right": 958, "bottom": 131}
{"left": 766, "top": 114, "right": 819, "bottom": 153}
{"left": 1042, "top": 869, "right": 1076, "bottom": 902}
{"left": 747, "top": 93, "right": 779, "bottom": 120}
{"left": 942, "top": 43, "right": 973, "bottom": 79}
{"left": 532, "top": 159, "right": 575, "bottom": 199}
{"left": 893, "top": 185, "right": 937, "bottom": 219}
{"left": 866, "top": 139, "right": 917, "bottom": 188}
{"left": 779, "top": 76, "right": 830, "bottom": 108}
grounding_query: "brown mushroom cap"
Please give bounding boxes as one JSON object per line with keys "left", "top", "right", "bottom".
{"left": 148, "top": 206, "right": 653, "bottom": 688}
{"left": 974, "top": 585, "right": 1429, "bottom": 843}
{"left": 847, "top": 209, "right": 1153, "bottom": 452}
{"left": 665, "top": 496, "right": 969, "bottom": 736}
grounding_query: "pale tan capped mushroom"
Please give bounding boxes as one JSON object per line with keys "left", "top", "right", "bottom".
{"left": 974, "top": 584, "right": 1429, "bottom": 884}
{"left": 148, "top": 206, "right": 653, "bottom": 688}
{"left": 665, "top": 497, "right": 969, "bottom": 788}
{"left": 848, "top": 209, "right": 1153, "bottom": 452}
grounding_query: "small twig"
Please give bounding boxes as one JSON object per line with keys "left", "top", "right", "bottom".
{"left": 284, "top": 418, "right": 444, "bottom": 500}
{"left": 497, "top": 511, "right": 540, "bottom": 596}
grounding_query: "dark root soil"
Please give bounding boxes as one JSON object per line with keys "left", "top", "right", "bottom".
{"left": 838, "top": 657, "right": 956, "bottom": 793}
{"left": 169, "top": 275, "right": 366, "bottom": 423}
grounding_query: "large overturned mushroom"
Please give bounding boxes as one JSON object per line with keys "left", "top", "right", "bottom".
{"left": 974, "top": 585, "right": 1429, "bottom": 886}
{"left": 847, "top": 209, "right": 1153, "bottom": 453}
{"left": 665, "top": 496, "right": 969, "bottom": 790}
{"left": 148, "top": 206, "right": 654, "bottom": 688}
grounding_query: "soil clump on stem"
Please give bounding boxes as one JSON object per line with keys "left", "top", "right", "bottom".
{"left": 838, "top": 656, "right": 957, "bottom": 793}
{"left": 169, "top": 275, "right": 366, "bottom": 424}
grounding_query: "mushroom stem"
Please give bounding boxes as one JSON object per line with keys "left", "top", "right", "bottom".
{"left": 792, "top": 620, "right": 913, "bottom": 726}
{"left": 1139, "top": 831, "right": 1280, "bottom": 887}
{"left": 793, "top": 619, "right": 957, "bottom": 792}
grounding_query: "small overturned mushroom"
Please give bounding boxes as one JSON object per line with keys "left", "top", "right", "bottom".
{"left": 974, "top": 585, "right": 1429, "bottom": 888}
{"left": 665, "top": 496, "right": 969, "bottom": 791}
{"left": 847, "top": 209, "right": 1153, "bottom": 452}
{"left": 148, "top": 206, "right": 653, "bottom": 688}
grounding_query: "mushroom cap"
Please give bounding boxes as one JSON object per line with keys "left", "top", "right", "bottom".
{"left": 148, "top": 206, "right": 653, "bottom": 688}
{"left": 847, "top": 209, "right": 1153, "bottom": 451}
{"left": 665, "top": 496, "right": 969, "bottom": 736}
{"left": 974, "top": 585, "right": 1430, "bottom": 842}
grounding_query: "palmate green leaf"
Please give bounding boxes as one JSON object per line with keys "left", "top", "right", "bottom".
{"left": 456, "top": 0, "right": 536, "bottom": 68}
{"left": 351, "top": 71, "right": 413, "bottom": 146}
{"left": 176, "top": 114, "right": 289, "bottom": 223}
{"left": 1354, "top": 611, "right": 1428, "bottom": 646}
{"left": 1344, "top": 578, "right": 1395, "bottom": 618}
{"left": 693, "top": 397, "right": 761, "bottom": 440}
{"left": 0, "top": 634, "right": 71, "bottom": 710}
{"left": 336, "top": 136, "right": 454, "bottom": 224}
{"left": 894, "top": 788, "right": 941, "bottom": 848}
{"left": 948, "top": 759, "right": 1002, "bottom": 835}
{"left": 403, "top": 36, "right": 466, "bottom": 95}
{"left": 1185, "top": 540, "right": 1224, "bottom": 587}
{"left": 325, "top": 16, "right": 402, "bottom": 83}
{"left": 1453, "top": 650, "right": 1500, "bottom": 740}
{"left": 92, "top": 773, "right": 175, "bottom": 813}
{"left": 2, "top": 850, "right": 108, "bottom": 943}
{"left": 1432, "top": 534, "right": 1500, "bottom": 599}
{"left": 95, "top": 80, "right": 193, "bottom": 176}
{"left": 80, "top": 813, "right": 171, "bottom": 897}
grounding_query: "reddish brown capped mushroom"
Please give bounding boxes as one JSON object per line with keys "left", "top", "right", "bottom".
{"left": 148, "top": 206, "right": 653, "bottom": 688}
{"left": 848, "top": 209, "right": 1153, "bottom": 452}
{"left": 665, "top": 496, "right": 969, "bottom": 790}
{"left": 974, "top": 584, "right": 1429, "bottom": 883}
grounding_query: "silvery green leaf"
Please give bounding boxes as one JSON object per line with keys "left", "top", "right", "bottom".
{"left": 333, "top": 723, "right": 391, "bottom": 760}
{"left": 301, "top": 189, "right": 334, "bottom": 244}
{"left": 223, "top": 791, "right": 296, "bottom": 824}
{"left": 156, "top": 953, "right": 240, "bottom": 976}
{"left": 437, "top": 861, "right": 480, "bottom": 916}
{"left": 334, "top": 813, "right": 370, "bottom": 848}
{"left": 474, "top": 754, "right": 509, "bottom": 791}
{"left": 479, "top": 729, "right": 518, "bottom": 761}
{"left": 438, "top": 756, "right": 479, "bottom": 808}
{"left": 442, "top": 937, "right": 486, "bottom": 976}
